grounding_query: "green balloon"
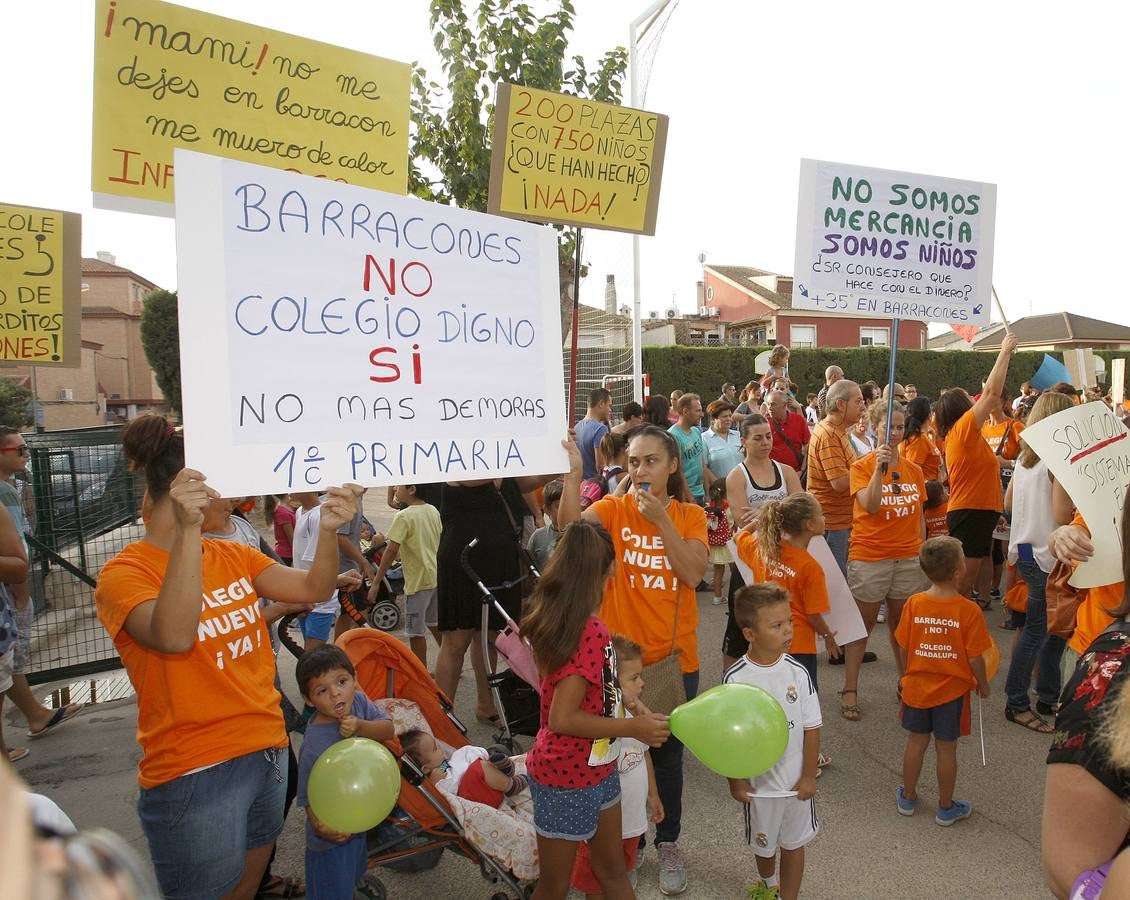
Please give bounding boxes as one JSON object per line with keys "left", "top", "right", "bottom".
{"left": 307, "top": 738, "right": 400, "bottom": 834}
{"left": 669, "top": 683, "right": 788, "bottom": 778}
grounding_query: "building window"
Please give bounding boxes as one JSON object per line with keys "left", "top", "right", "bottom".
{"left": 860, "top": 327, "right": 889, "bottom": 347}
{"left": 790, "top": 324, "right": 816, "bottom": 349}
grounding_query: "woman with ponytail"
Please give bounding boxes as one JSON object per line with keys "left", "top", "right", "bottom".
{"left": 94, "top": 414, "right": 362, "bottom": 900}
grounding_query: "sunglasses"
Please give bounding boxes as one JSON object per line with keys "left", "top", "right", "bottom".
{"left": 0, "top": 445, "right": 29, "bottom": 455}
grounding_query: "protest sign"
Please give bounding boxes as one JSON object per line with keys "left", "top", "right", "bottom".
{"left": 93, "top": 0, "right": 410, "bottom": 215}
{"left": 1113, "top": 358, "right": 1126, "bottom": 406}
{"left": 793, "top": 159, "right": 996, "bottom": 326}
{"left": 1020, "top": 400, "right": 1130, "bottom": 588}
{"left": 173, "top": 150, "right": 566, "bottom": 496}
{"left": 488, "top": 84, "right": 668, "bottom": 234}
{"left": 0, "top": 204, "right": 81, "bottom": 367}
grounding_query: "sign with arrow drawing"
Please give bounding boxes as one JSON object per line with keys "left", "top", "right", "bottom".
{"left": 793, "top": 159, "right": 996, "bottom": 327}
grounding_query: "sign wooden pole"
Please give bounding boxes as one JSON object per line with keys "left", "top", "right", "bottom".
{"left": 568, "top": 227, "right": 583, "bottom": 422}
{"left": 882, "top": 318, "right": 901, "bottom": 473}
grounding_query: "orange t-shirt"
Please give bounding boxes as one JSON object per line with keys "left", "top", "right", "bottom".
{"left": 95, "top": 539, "right": 285, "bottom": 788}
{"left": 734, "top": 532, "right": 830, "bottom": 654}
{"left": 1064, "top": 512, "right": 1120, "bottom": 655}
{"left": 902, "top": 433, "right": 942, "bottom": 482}
{"left": 944, "top": 408, "right": 1002, "bottom": 513}
{"left": 895, "top": 591, "right": 992, "bottom": 708}
{"left": 807, "top": 419, "right": 857, "bottom": 530}
{"left": 925, "top": 501, "right": 949, "bottom": 538}
{"left": 591, "top": 494, "right": 708, "bottom": 672}
{"left": 982, "top": 418, "right": 1024, "bottom": 459}
{"left": 848, "top": 453, "right": 927, "bottom": 562}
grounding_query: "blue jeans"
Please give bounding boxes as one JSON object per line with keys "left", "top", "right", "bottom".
{"left": 1005, "top": 560, "right": 1066, "bottom": 712}
{"left": 306, "top": 834, "right": 368, "bottom": 900}
{"left": 650, "top": 670, "right": 699, "bottom": 844}
{"left": 825, "top": 528, "right": 850, "bottom": 576}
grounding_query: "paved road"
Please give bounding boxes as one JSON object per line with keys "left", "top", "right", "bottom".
{"left": 10, "top": 582, "right": 1052, "bottom": 899}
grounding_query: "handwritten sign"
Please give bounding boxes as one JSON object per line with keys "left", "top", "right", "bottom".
{"left": 92, "top": 0, "right": 410, "bottom": 215}
{"left": 488, "top": 84, "right": 668, "bottom": 235}
{"left": 0, "top": 204, "right": 81, "bottom": 368}
{"left": 793, "top": 159, "right": 997, "bottom": 326}
{"left": 1021, "top": 401, "right": 1130, "bottom": 588}
{"left": 174, "top": 151, "right": 566, "bottom": 496}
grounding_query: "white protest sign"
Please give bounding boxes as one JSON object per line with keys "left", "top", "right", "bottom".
{"left": 729, "top": 535, "right": 867, "bottom": 650}
{"left": 793, "top": 159, "right": 996, "bottom": 326}
{"left": 1020, "top": 401, "right": 1130, "bottom": 588}
{"left": 174, "top": 150, "right": 566, "bottom": 496}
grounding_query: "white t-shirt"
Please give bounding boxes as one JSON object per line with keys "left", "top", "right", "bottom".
{"left": 618, "top": 722, "right": 650, "bottom": 839}
{"left": 293, "top": 506, "right": 338, "bottom": 614}
{"left": 722, "top": 654, "right": 821, "bottom": 793}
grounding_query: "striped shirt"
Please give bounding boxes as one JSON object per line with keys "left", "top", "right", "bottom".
{"left": 807, "top": 419, "right": 856, "bottom": 530}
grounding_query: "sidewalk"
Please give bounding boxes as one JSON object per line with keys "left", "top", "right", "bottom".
{"left": 9, "top": 593, "right": 1049, "bottom": 899}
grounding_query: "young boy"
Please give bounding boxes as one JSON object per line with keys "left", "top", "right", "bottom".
{"left": 296, "top": 645, "right": 395, "bottom": 900}
{"left": 570, "top": 635, "right": 663, "bottom": 899}
{"left": 894, "top": 536, "right": 992, "bottom": 826}
{"left": 924, "top": 480, "right": 950, "bottom": 538}
{"left": 370, "top": 484, "right": 441, "bottom": 667}
{"left": 724, "top": 585, "right": 821, "bottom": 900}
{"left": 526, "top": 479, "right": 564, "bottom": 572}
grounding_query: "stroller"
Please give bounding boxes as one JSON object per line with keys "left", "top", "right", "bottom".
{"left": 460, "top": 538, "right": 542, "bottom": 752}
{"left": 338, "top": 628, "right": 537, "bottom": 899}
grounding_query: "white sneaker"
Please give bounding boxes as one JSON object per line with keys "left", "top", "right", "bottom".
{"left": 877, "top": 602, "right": 887, "bottom": 623}
{"left": 657, "top": 841, "right": 687, "bottom": 895}
{"left": 712, "top": 595, "right": 725, "bottom": 606}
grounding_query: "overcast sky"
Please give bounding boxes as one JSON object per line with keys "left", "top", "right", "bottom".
{"left": 4, "top": 0, "right": 1125, "bottom": 331}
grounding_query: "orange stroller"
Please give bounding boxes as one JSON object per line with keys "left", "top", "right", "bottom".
{"left": 337, "top": 629, "right": 536, "bottom": 899}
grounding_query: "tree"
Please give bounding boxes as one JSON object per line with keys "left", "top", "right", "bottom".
{"left": 0, "top": 378, "right": 31, "bottom": 428}
{"left": 140, "top": 289, "right": 181, "bottom": 415}
{"left": 410, "top": 0, "right": 628, "bottom": 341}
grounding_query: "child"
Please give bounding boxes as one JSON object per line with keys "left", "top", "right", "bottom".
{"left": 759, "top": 345, "right": 790, "bottom": 392}
{"left": 400, "top": 729, "right": 528, "bottom": 807}
{"left": 571, "top": 635, "right": 664, "bottom": 898}
{"left": 724, "top": 584, "right": 821, "bottom": 900}
{"left": 370, "top": 484, "right": 442, "bottom": 668}
{"left": 706, "top": 477, "right": 734, "bottom": 607}
{"left": 521, "top": 521, "right": 670, "bottom": 900}
{"left": 527, "top": 479, "right": 564, "bottom": 572}
{"left": 924, "top": 480, "right": 949, "bottom": 538}
{"left": 599, "top": 432, "right": 629, "bottom": 494}
{"left": 804, "top": 393, "right": 819, "bottom": 426}
{"left": 734, "top": 493, "right": 839, "bottom": 691}
{"left": 894, "top": 536, "right": 992, "bottom": 826}
{"left": 295, "top": 645, "right": 395, "bottom": 900}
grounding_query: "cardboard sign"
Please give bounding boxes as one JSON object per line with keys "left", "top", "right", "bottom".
{"left": 793, "top": 159, "right": 997, "bottom": 326}
{"left": 93, "top": 0, "right": 410, "bottom": 215}
{"left": 1113, "top": 358, "right": 1125, "bottom": 406}
{"left": 488, "top": 84, "right": 668, "bottom": 235}
{"left": 174, "top": 150, "right": 566, "bottom": 496}
{"left": 1020, "top": 401, "right": 1130, "bottom": 588}
{"left": 0, "top": 204, "right": 82, "bottom": 368}
{"left": 1064, "top": 348, "right": 1096, "bottom": 390}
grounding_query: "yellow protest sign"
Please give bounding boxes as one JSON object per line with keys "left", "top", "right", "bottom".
{"left": 488, "top": 84, "right": 669, "bottom": 235}
{"left": 0, "top": 204, "right": 81, "bottom": 368}
{"left": 92, "top": 0, "right": 410, "bottom": 213}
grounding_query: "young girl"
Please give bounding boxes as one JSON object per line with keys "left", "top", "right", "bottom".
{"left": 924, "top": 480, "right": 949, "bottom": 538}
{"left": 705, "top": 477, "right": 733, "bottom": 607}
{"left": 734, "top": 492, "right": 838, "bottom": 693}
{"left": 759, "top": 345, "right": 790, "bottom": 392}
{"left": 522, "top": 520, "right": 670, "bottom": 900}
{"left": 599, "top": 432, "right": 628, "bottom": 494}
{"left": 264, "top": 494, "right": 296, "bottom": 565}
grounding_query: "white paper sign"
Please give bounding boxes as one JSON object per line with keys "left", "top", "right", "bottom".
{"left": 793, "top": 159, "right": 996, "bottom": 327}
{"left": 174, "top": 150, "right": 566, "bottom": 496}
{"left": 1020, "top": 401, "right": 1130, "bottom": 588}
{"left": 729, "top": 535, "right": 867, "bottom": 651}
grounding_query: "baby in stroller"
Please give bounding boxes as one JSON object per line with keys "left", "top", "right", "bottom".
{"left": 400, "top": 730, "right": 529, "bottom": 809}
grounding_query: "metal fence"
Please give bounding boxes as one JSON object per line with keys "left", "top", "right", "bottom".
{"left": 20, "top": 425, "right": 144, "bottom": 685}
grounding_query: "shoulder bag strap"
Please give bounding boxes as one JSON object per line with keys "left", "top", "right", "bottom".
{"left": 995, "top": 421, "right": 1014, "bottom": 457}
{"left": 494, "top": 483, "right": 522, "bottom": 540}
{"left": 770, "top": 415, "right": 804, "bottom": 468}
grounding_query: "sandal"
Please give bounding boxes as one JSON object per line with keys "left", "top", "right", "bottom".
{"left": 475, "top": 711, "right": 501, "bottom": 726}
{"left": 1036, "top": 700, "right": 1060, "bottom": 717}
{"left": 839, "top": 690, "right": 861, "bottom": 722}
{"left": 8, "top": 747, "right": 30, "bottom": 763}
{"left": 27, "top": 703, "right": 82, "bottom": 739}
{"left": 256, "top": 875, "right": 305, "bottom": 898}
{"left": 1005, "top": 707, "right": 1054, "bottom": 734}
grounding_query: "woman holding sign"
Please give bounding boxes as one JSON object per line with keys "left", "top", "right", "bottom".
{"left": 94, "top": 415, "right": 361, "bottom": 900}
{"left": 558, "top": 426, "right": 708, "bottom": 897}
{"left": 934, "top": 333, "right": 1019, "bottom": 598}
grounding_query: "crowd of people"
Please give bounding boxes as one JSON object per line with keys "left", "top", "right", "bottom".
{"left": 6, "top": 342, "right": 1130, "bottom": 899}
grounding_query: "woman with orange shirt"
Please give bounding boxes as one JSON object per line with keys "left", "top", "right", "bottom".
{"left": 842, "top": 402, "right": 928, "bottom": 720}
{"left": 934, "top": 333, "right": 1019, "bottom": 598}
{"left": 558, "top": 424, "right": 707, "bottom": 895}
{"left": 901, "top": 397, "right": 943, "bottom": 482}
{"left": 94, "top": 415, "right": 362, "bottom": 900}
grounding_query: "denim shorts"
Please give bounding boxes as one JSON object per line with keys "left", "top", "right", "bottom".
{"left": 529, "top": 769, "right": 621, "bottom": 840}
{"left": 11, "top": 599, "right": 32, "bottom": 674}
{"left": 302, "top": 611, "right": 336, "bottom": 641}
{"left": 138, "top": 747, "right": 287, "bottom": 899}
{"left": 900, "top": 694, "right": 969, "bottom": 742}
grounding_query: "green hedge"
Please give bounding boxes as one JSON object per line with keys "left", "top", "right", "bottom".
{"left": 641, "top": 346, "right": 1067, "bottom": 402}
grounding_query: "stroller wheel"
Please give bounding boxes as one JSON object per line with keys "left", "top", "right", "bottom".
{"left": 354, "top": 873, "right": 386, "bottom": 900}
{"left": 367, "top": 601, "right": 402, "bottom": 632}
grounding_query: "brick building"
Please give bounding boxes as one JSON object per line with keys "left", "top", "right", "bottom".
{"left": 703, "top": 265, "right": 928, "bottom": 350}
